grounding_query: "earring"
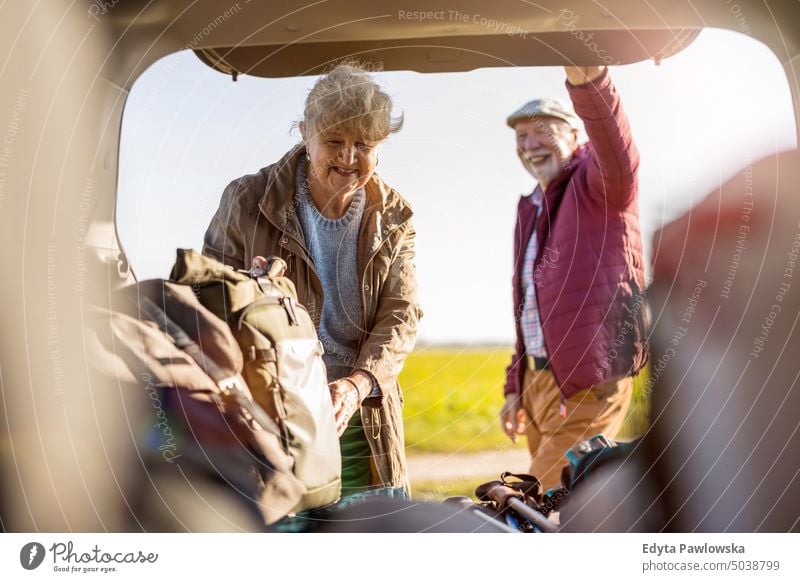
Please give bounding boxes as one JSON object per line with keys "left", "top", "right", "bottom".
{"left": 305, "top": 152, "right": 310, "bottom": 162}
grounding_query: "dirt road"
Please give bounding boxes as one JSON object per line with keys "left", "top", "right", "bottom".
{"left": 406, "top": 447, "right": 529, "bottom": 482}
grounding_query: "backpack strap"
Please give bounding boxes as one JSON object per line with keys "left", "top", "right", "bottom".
{"left": 140, "top": 297, "right": 281, "bottom": 437}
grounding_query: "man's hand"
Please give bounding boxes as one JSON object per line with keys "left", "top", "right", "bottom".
{"left": 500, "top": 394, "right": 528, "bottom": 442}
{"left": 565, "top": 65, "right": 606, "bottom": 86}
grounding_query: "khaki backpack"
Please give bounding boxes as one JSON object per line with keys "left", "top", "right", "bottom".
{"left": 89, "top": 249, "right": 341, "bottom": 523}
{"left": 169, "top": 249, "right": 341, "bottom": 512}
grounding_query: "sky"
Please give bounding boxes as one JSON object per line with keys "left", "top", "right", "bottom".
{"left": 118, "top": 28, "right": 796, "bottom": 345}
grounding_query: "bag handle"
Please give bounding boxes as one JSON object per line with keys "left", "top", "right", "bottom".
{"left": 500, "top": 471, "right": 543, "bottom": 501}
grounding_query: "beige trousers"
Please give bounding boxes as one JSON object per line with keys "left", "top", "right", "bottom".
{"left": 520, "top": 368, "right": 633, "bottom": 491}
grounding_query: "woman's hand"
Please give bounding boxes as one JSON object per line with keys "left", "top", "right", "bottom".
{"left": 329, "top": 372, "right": 371, "bottom": 436}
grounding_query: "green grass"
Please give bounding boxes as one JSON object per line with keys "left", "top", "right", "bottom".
{"left": 400, "top": 348, "right": 650, "bottom": 454}
{"left": 400, "top": 347, "right": 522, "bottom": 454}
{"left": 619, "top": 364, "right": 651, "bottom": 440}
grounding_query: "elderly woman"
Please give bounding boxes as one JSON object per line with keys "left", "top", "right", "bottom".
{"left": 202, "top": 63, "right": 421, "bottom": 509}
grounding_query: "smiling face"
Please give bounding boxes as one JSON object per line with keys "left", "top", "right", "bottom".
{"left": 514, "top": 116, "right": 579, "bottom": 190}
{"left": 301, "top": 123, "right": 380, "bottom": 203}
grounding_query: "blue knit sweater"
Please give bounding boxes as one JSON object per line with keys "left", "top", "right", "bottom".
{"left": 295, "top": 158, "right": 365, "bottom": 382}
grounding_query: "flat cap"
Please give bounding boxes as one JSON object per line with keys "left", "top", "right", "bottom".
{"left": 506, "top": 97, "right": 577, "bottom": 128}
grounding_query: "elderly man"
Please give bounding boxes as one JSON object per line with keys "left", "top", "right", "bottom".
{"left": 501, "top": 65, "right": 649, "bottom": 490}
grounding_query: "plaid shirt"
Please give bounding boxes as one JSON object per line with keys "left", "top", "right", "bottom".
{"left": 520, "top": 189, "right": 548, "bottom": 358}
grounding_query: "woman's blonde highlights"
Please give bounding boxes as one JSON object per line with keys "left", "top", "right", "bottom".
{"left": 302, "top": 60, "right": 403, "bottom": 143}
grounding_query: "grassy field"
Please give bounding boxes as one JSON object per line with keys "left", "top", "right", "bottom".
{"left": 400, "top": 347, "right": 520, "bottom": 454}
{"left": 400, "top": 347, "right": 650, "bottom": 455}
